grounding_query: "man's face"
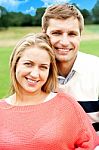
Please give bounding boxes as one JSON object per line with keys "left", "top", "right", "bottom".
{"left": 46, "top": 17, "right": 81, "bottom": 63}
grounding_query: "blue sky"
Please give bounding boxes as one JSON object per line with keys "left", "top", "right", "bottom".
{"left": 0, "top": 0, "right": 97, "bottom": 16}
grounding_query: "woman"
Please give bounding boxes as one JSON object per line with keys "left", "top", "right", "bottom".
{"left": 0, "top": 33, "right": 98, "bottom": 149}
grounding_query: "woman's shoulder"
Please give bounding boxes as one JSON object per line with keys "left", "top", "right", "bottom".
{"left": 0, "top": 96, "right": 13, "bottom": 109}
{"left": 56, "top": 91, "right": 78, "bottom": 104}
{"left": 56, "top": 92, "right": 86, "bottom": 116}
{"left": 0, "top": 99, "right": 7, "bottom": 108}
{"left": 0, "top": 99, "right": 6, "bottom": 103}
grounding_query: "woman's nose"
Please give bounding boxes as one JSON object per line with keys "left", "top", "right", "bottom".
{"left": 30, "top": 67, "right": 39, "bottom": 78}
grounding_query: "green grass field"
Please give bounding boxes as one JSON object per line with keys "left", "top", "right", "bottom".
{"left": 80, "top": 40, "right": 99, "bottom": 56}
{"left": 0, "top": 25, "right": 99, "bottom": 98}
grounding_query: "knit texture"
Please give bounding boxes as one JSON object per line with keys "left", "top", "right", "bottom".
{"left": 0, "top": 92, "right": 98, "bottom": 150}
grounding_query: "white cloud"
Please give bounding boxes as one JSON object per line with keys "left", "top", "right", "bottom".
{"left": 0, "top": 0, "right": 28, "bottom": 11}
{"left": 41, "top": 0, "right": 71, "bottom": 7}
{"left": 0, "top": 0, "right": 20, "bottom": 11}
{"left": 76, "top": 3, "right": 80, "bottom": 8}
{"left": 0, "top": 0, "right": 19, "bottom": 7}
{"left": 24, "top": 6, "right": 36, "bottom": 15}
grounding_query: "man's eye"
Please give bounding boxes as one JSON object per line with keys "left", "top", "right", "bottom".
{"left": 69, "top": 32, "right": 78, "bottom": 36}
{"left": 51, "top": 32, "right": 61, "bottom": 35}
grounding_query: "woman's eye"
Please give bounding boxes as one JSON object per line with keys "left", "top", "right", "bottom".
{"left": 24, "top": 62, "right": 32, "bottom": 67}
{"left": 40, "top": 66, "right": 49, "bottom": 70}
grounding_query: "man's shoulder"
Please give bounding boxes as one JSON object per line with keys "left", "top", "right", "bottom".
{"left": 77, "top": 51, "right": 99, "bottom": 67}
{"left": 78, "top": 51, "right": 99, "bottom": 61}
{"left": 74, "top": 52, "right": 99, "bottom": 74}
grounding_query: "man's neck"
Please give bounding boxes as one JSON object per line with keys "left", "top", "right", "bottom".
{"left": 56, "top": 59, "right": 76, "bottom": 78}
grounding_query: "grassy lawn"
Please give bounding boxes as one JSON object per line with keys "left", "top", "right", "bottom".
{"left": 80, "top": 40, "right": 99, "bottom": 56}
{"left": 0, "top": 27, "right": 41, "bottom": 40}
{"left": 0, "top": 25, "right": 99, "bottom": 98}
{"left": 0, "top": 47, "right": 12, "bottom": 98}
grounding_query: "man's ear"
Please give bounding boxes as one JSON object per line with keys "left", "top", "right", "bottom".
{"left": 42, "top": 27, "right": 45, "bottom": 33}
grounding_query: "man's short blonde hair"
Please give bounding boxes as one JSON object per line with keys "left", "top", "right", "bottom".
{"left": 42, "top": 3, "right": 84, "bottom": 34}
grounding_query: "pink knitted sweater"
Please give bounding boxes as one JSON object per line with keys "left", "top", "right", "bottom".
{"left": 0, "top": 92, "right": 98, "bottom": 150}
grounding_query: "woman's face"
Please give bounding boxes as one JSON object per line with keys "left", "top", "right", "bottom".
{"left": 15, "top": 46, "right": 50, "bottom": 95}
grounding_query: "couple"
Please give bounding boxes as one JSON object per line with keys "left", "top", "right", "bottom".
{"left": 0, "top": 3, "right": 99, "bottom": 149}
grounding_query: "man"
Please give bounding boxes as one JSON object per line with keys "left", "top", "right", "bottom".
{"left": 42, "top": 3, "right": 99, "bottom": 135}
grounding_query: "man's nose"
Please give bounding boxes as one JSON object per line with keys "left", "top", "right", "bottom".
{"left": 60, "top": 34, "right": 69, "bottom": 45}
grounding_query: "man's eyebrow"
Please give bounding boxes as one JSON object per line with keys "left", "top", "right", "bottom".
{"left": 50, "top": 29, "right": 62, "bottom": 33}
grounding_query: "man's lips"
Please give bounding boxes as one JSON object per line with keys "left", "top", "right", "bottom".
{"left": 55, "top": 48, "right": 72, "bottom": 54}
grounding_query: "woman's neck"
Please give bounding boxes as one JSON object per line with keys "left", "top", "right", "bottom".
{"left": 8, "top": 91, "right": 49, "bottom": 106}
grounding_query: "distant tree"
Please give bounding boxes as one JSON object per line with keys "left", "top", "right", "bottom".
{"left": 8, "top": 12, "right": 25, "bottom": 26}
{"left": 0, "top": 6, "right": 7, "bottom": 17}
{"left": 20, "top": 14, "right": 33, "bottom": 26}
{"left": 81, "top": 9, "right": 92, "bottom": 24}
{"left": 0, "top": 6, "right": 9, "bottom": 28}
{"left": 8, "top": 12, "right": 33, "bottom": 26}
{"left": 33, "top": 7, "right": 46, "bottom": 26}
{"left": 92, "top": 0, "right": 99, "bottom": 23}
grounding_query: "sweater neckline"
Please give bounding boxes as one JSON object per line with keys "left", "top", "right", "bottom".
{"left": 0, "top": 93, "right": 58, "bottom": 111}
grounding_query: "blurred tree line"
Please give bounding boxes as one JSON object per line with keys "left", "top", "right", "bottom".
{"left": 0, "top": 0, "right": 99, "bottom": 28}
